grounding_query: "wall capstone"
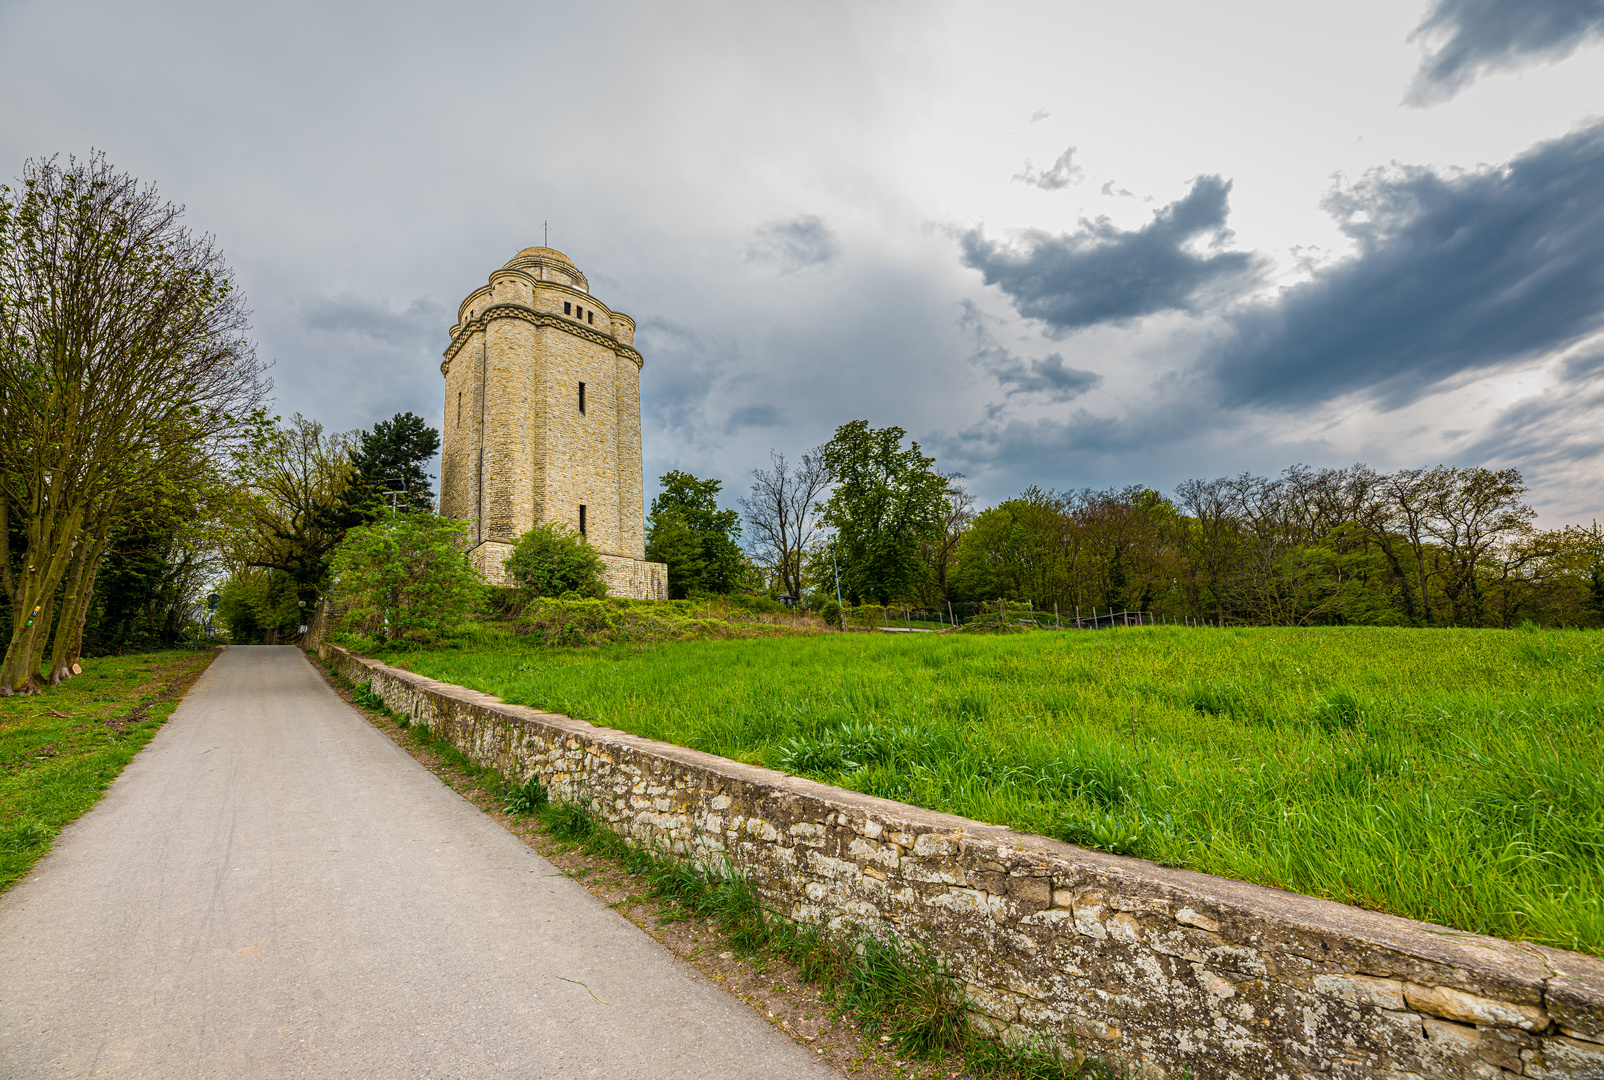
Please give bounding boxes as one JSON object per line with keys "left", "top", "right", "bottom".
{"left": 321, "top": 644, "right": 1604, "bottom": 1080}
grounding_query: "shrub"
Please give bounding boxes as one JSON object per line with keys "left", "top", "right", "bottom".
{"left": 503, "top": 775, "right": 549, "bottom": 814}
{"left": 505, "top": 522, "right": 608, "bottom": 599}
{"left": 330, "top": 515, "right": 484, "bottom": 643}
{"left": 351, "top": 680, "right": 386, "bottom": 710}
{"left": 820, "top": 599, "right": 842, "bottom": 628}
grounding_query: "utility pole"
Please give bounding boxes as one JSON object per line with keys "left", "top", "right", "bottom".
{"left": 830, "top": 540, "right": 843, "bottom": 627}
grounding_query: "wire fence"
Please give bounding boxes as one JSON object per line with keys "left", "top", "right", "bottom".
{"left": 838, "top": 600, "right": 1225, "bottom": 632}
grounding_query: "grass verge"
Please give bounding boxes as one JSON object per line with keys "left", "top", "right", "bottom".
{"left": 322, "top": 660, "right": 1130, "bottom": 1080}
{"left": 358, "top": 624, "right": 1604, "bottom": 956}
{"left": 0, "top": 649, "right": 219, "bottom": 892}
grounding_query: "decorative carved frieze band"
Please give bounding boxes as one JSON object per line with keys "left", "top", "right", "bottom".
{"left": 440, "top": 303, "right": 643, "bottom": 376}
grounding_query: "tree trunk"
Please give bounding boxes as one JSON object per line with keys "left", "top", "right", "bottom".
{"left": 1, "top": 500, "right": 90, "bottom": 694}
{"left": 47, "top": 529, "right": 110, "bottom": 684}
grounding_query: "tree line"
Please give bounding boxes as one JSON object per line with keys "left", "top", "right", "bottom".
{"left": 651, "top": 423, "right": 1604, "bottom": 629}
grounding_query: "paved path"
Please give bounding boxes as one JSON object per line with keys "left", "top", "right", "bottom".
{"left": 0, "top": 646, "right": 834, "bottom": 1079}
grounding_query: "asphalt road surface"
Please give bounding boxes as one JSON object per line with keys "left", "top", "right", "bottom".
{"left": 0, "top": 645, "right": 836, "bottom": 1079}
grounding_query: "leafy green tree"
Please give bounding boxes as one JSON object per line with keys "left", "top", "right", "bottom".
{"left": 222, "top": 413, "right": 356, "bottom": 606}
{"left": 950, "top": 487, "right": 1070, "bottom": 605}
{"left": 0, "top": 153, "right": 266, "bottom": 691}
{"left": 818, "top": 421, "right": 949, "bottom": 604}
{"left": 216, "top": 570, "right": 302, "bottom": 643}
{"left": 646, "top": 470, "right": 743, "bottom": 598}
{"left": 329, "top": 411, "right": 440, "bottom": 526}
{"left": 505, "top": 521, "right": 607, "bottom": 598}
{"left": 329, "top": 514, "right": 483, "bottom": 643}
{"left": 81, "top": 514, "right": 207, "bottom": 654}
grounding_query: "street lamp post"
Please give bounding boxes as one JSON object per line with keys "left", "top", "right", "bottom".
{"left": 830, "top": 540, "right": 843, "bottom": 625}
{"left": 383, "top": 476, "right": 405, "bottom": 515}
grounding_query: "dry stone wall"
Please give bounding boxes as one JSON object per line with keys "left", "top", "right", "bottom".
{"left": 322, "top": 644, "right": 1604, "bottom": 1080}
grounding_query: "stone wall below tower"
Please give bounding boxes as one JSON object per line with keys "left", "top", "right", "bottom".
{"left": 599, "top": 554, "right": 669, "bottom": 600}
{"left": 468, "top": 541, "right": 515, "bottom": 587}
{"left": 469, "top": 540, "right": 666, "bottom": 600}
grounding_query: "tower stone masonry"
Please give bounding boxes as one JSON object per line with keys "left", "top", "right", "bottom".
{"left": 438, "top": 247, "right": 668, "bottom": 599}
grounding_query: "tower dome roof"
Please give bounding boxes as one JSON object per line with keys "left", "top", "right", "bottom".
{"left": 506, "top": 246, "right": 576, "bottom": 268}
{"left": 501, "top": 245, "right": 588, "bottom": 289}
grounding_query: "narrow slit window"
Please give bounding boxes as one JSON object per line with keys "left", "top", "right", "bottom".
{"left": 578, "top": 381, "right": 586, "bottom": 413}
{"left": 579, "top": 505, "right": 587, "bottom": 535}
{"left": 587, "top": 311, "right": 594, "bottom": 324}
{"left": 564, "top": 301, "right": 571, "bottom": 315}
{"left": 456, "top": 391, "right": 461, "bottom": 425}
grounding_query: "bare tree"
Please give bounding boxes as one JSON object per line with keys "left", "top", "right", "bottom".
{"left": 1174, "top": 476, "right": 1244, "bottom": 624}
{"left": 1382, "top": 467, "right": 1451, "bottom": 625}
{"left": 0, "top": 153, "right": 267, "bottom": 692}
{"left": 921, "top": 470, "right": 974, "bottom": 603}
{"left": 738, "top": 447, "right": 831, "bottom": 600}
{"left": 1424, "top": 467, "right": 1535, "bottom": 625}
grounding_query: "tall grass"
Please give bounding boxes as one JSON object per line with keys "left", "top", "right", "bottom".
{"left": 373, "top": 625, "right": 1604, "bottom": 955}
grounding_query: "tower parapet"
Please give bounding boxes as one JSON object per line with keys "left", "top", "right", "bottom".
{"left": 438, "top": 247, "right": 667, "bottom": 599}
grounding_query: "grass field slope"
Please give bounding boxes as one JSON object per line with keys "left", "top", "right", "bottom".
{"left": 371, "top": 625, "right": 1604, "bottom": 957}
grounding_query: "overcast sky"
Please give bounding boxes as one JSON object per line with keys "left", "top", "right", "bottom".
{"left": 3, "top": 0, "right": 1602, "bottom": 524}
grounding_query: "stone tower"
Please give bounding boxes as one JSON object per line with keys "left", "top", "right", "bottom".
{"left": 438, "top": 246, "right": 667, "bottom": 599}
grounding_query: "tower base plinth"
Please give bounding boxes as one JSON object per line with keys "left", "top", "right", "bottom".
{"left": 469, "top": 542, "right": 667, "bottom": 601}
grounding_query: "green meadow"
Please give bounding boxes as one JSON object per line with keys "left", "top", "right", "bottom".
{"left": 370, "top": 624, "right": 1604, "bottom": 956}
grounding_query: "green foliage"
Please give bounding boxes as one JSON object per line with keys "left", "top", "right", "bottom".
{"left": 951, "top": 488, "right": 1070, "bottom": 605}
{"left": 479, "top": 596, "right": 818, "bottom": 647}
{"left": 502, "top": 775, "right": 550, "bottom": 814}
{"left": 81, "top": 515, "right": 202, "bottom": 654}
{"left": 820, "top": 599, "right": 842, "bottom": 628}
{"left": 216, "top": 570, "right": 303, "bottom": 642}
{"left": 838, "top": 935, "right": 969, "bottom": 1056}
{"left": 820, "top": 421, "right": 950, "bottom": 604}
{"left": 505, "top": 521, "right": 608, "bottom": 599}
{"left": 386, "top": 625, "right": 1604, "bottom": 956}
{"left": 646, "top": 470, "right": 744, "bottom": 598}
{"left": 223, "top": 413, "right": 357, "bottom": 599}
{"left": 351, "top": 680, "right": 386, "bottom": 710}
{"left": 329, "top": 514, "right": 484, "bottom": 643}
{"left": 329, "top": 411, "right": 441, "bottom": 526}
{"left": 0, "top": 153, "right": 266, "bottom": 690}
{"left": 546, "top": 801, "right": 598, "bottom": 842}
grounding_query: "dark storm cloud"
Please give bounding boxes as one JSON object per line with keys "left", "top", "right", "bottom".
{"left": 1013, "top": 146, "right": 1083, "bottom": 190}
{"left": 637, "top": 318, "right": 724, "bottom": 435}
{"left": 960, "top": 175, "right": 1261, "bottom": 334}
{"left": 930, "top": 396, "right": 1223, "bottom": 492}
{"left": 745, "top": 215, "right": 839, "bottom": 273}
{"left": 983, "top": 348, "right": 1101, "bottom": 401}
{"left": 1212, "top": 121, "right": 1604, "bottom": 409}
{"left": 1407, "top": 0, "right": 1604, "bottom": 106}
